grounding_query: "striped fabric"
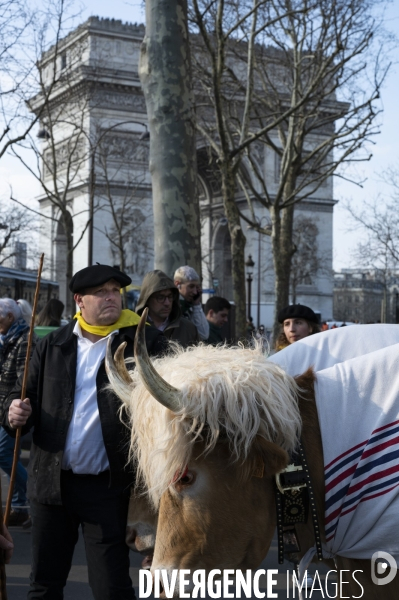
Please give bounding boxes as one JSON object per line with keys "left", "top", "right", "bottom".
{"left": 324, "top": 420, "right": 399, "bottom": 543}
{"left": 315, "top": 344, "right": 399, "bottom": 560}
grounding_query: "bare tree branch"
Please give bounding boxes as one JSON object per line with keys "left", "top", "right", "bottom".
{"left": 190, "top": 0, "right": 390, "bottom": 338}
{"left": 0, "top": 198, "right": 37, "bottom": 266}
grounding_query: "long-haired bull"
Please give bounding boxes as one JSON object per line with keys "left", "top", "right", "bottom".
{"left": 107, "top": 310, "right": 399, "bottom": 599}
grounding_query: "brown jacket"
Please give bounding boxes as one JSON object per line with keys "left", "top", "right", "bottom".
{"left": 136, "top": 270, "right": 200, "bottom": 347}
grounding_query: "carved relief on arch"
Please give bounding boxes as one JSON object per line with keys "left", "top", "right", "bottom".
{"left": 100, "top": 132, "right": 149, "bottom": 164}
{"left": 43, "top": 138, "right": 86, "bottom": 179}
{"left": 93, "top": 90, "right": 147, "bottom": 113}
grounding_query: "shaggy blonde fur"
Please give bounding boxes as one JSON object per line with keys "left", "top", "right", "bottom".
{"left": 109, "top": 343, "right": 302, "bottom": 508}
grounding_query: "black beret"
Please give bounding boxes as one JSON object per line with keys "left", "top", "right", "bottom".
{"left": 69, "top": 264, "right": 132, "bottom": 293}
{"left": 277, "top": 304, "right": 318, "bottom": 324}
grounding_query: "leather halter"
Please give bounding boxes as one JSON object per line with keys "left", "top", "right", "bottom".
{"left": 274, "top": 441, "right": 324, "bottom": 564}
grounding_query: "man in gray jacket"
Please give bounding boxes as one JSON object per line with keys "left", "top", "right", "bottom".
{"left": 173, "top": 265, "right": 209, "bottom": 340}
{"left": 136, "top": 270, "right": 200, "bottom": 347}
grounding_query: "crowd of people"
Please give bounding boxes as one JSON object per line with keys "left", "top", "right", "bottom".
{"left": 0, "top": 261, "right": 340, "bottom": 598}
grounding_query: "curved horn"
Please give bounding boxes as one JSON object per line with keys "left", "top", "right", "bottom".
{"left": 134, "top": 307, "right": 183, "bottom": 413}
{"left": 105, "top": 339, "right": 132, "bottom": 385}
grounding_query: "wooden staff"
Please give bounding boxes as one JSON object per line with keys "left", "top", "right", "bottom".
{"left": 4, "top": 253, "right": 44, "bottom": 526}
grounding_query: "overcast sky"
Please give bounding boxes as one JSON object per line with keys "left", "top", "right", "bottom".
{"left": 2, "top": 0, "right": 399, "bottom": 271}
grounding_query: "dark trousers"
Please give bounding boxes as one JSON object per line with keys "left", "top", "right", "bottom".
{"left": 28, "top": 470, "right": 136, "bottom": 600}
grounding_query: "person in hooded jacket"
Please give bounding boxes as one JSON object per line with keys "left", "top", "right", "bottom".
{"left": 136, "top": 270, "right": 200, "bottom": 347}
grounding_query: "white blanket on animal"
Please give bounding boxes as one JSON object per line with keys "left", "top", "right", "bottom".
{"left": 315, "top": 345, "right": 399, "bottom": 561}
{"left": 269, "top": 325, "right": 399, "bottom": 562}
{"left": 268, "top": 323, "right": 399, "bottom": 376}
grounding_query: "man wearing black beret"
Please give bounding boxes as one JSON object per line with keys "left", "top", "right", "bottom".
{"left": 3, "top": 264, "right": 166, "bottom": 600}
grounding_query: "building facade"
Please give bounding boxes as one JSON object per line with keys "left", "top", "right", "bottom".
{"left": 334, "top": 269, "right": 399, "bottom": 324}
{"left": 33, "top": 17, "right": 336, "bottom": 324}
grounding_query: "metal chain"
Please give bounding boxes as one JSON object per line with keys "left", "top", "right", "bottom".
{"left": 275, "top": 441, "right": 324, "bottom": 564}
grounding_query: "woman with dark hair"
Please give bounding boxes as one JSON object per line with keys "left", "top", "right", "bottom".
{"left": 275, "top": 304, "right": 320, "bottom": 351}
{"left": 35, "top": 298, "right": 64, "bottom": 327}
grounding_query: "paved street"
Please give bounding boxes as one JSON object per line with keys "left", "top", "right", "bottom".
{"left": 2, "top": 455, "right": 334, "bottom": 599}
{"left": 3, "top": 525, "right": 334, "bottom": 599}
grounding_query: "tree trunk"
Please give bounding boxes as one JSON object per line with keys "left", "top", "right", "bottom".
{"left": 139, "top": 0, "right": 201, "bottom": 277}
{"left": 270, "top": 203, "right": 295, "bottom": 343}
{"left": 64, "top": 215, "right": 74, "bottom": 318}
{"left": 221, "top": 163, "right": 247, "bottom": 341}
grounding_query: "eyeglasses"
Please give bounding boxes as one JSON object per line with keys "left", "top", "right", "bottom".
{"left": 153, "top": 294, "right": 174, "bottom": 304}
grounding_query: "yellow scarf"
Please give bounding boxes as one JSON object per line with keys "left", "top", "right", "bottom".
{"left": 74, "top": 309, "right": 141, "bottom": 337}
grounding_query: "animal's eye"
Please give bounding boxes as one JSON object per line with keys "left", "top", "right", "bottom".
{"left": 175, "top": 470, "right": 195, "bottom": 488}
{"left": 179, "top": 472, "right": 194, "bottom": 485}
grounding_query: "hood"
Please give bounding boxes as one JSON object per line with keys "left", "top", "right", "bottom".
{"left": 136, "top": 270, "right": 180, "bottom": 323}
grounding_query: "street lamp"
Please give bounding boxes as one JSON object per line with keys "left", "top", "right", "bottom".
{"left": 139, "top": 125, "right": 150, "bottom": 141}
{"left": 245, "top": 254, "right": 255, "bottom": 321}
{"left": 37, "top": 129, "right": 51, "bottom": 140}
